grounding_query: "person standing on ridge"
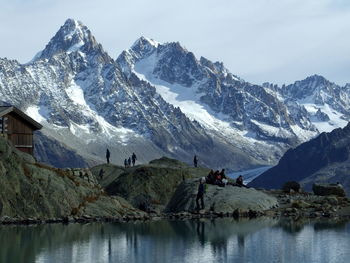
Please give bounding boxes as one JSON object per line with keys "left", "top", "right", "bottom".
{"left": 132, "top": 152, "right": 137, "bottom": 166}
{"left": 124, "top": 158, "right": 128, "bottom": 168}
{"left": 128, "top": 157, "right": 131, "bottom": 167}
{"left": 106, "top": 149, "right": 110, "bottom": 164}
{"left": 193, "top": 155, "right": 198, "bottom": 168}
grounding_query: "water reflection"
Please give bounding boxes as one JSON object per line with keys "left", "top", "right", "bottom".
{"left": 0, "top": 218, "right": 349, "bottom": 263}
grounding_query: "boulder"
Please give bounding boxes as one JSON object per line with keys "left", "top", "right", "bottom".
{"left": 312, "top": 183, "right": 346, "bottom": 197}
{"left": 166, "top": 178, "right": 278, "bottom": 213}
{"left": 282, "top": 181, "right": 301, "bottom": 193}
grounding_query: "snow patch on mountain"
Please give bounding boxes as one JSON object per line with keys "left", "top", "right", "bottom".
{"left": 294, "top": 93, "right": 348, "bottom": 133}
{"left": 66, "top": 81, "right": 87, "bottom": 106}
{"left": 250, "top": 119, "right": 292, "bottom": 139}
{"left": 289, "top": 125, "right": 317, "bottom": 141}
{"left": 26, "top": 105, "right": 46, "bottom": 123}
{"left": 134, "top": 58, "right": 241, "bottom": 138}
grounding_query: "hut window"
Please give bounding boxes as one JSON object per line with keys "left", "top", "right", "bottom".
{"left": 0, "top": 117, "right": 8, "bottom": 133}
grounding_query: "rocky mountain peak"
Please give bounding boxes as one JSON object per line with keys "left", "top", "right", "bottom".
{"left": 302, "top": 74, "right": 333, "bottom": 88}
{"left": 282, "top": 74, "right": 336, "bottom": 101}
{"left": 132, "top": 36, "right": 160, "bottom": 49}
{"left": 199, "top": 56, "right": 240, "bottom": 82}
{"left": 35, "top": 18, "right": 100, "bottom": 60}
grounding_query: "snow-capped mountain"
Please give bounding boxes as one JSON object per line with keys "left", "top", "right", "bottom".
{"left": 282, "top": 75, "right": 350, "bottom": 132}
{"left": 0, "top": 19, "right": 258, "bottom": 169}
{"left": 1, "top": 19, "right": 349, "bottom": 169}
{"left": 117, "top": 36, "right": 350, "bottom": 164}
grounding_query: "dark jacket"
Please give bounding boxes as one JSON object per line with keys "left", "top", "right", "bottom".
{"left": 197, "top": 183, "right": 204, "bottom": 196}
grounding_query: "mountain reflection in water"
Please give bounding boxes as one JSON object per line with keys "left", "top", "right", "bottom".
{"left": 0, "top": 218, "right": 349, "bottom": 263}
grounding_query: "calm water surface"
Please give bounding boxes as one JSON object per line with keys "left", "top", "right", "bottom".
{"left": 1, "top": 218, "right": 350, "bottom": 263}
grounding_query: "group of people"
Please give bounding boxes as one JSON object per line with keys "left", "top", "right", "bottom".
{"left": 195, "top": 170, "right": 248, "bottom": 210}
{"left": 105, "top": 149, "right": 138, "bottom": 168}
{"left": 205, "top": 169, "right": 248, "bottom": 188}
{"left": 205, "top": 169, "right": 228, "bottom": 187}
{"left": 124, "top": 152, "right": 137, "bottom": 168}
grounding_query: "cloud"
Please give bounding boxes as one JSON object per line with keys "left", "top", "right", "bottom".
{"left": 0, "top": 0, "right": 349, "bottom": 85}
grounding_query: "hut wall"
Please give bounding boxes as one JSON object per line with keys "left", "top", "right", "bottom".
{"left": 3, "top": 113, "right": 35, "bottom": 155}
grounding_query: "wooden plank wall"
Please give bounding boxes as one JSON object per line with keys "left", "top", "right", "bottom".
{"left": 4, "top": 113, "right": 35, "bottom": 155}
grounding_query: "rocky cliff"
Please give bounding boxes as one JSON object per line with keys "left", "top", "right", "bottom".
{"left": 0, "top": 136, "right": 144, "bottom": 222}
{"left": 249, "top": 122, "right": 350, "bottom": 194}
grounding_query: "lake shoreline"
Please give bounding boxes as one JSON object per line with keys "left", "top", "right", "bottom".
{"left": 2, "top": 192, "right": 350, "bottom": 226}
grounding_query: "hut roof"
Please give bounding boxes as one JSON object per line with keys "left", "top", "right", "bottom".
{"left": 0, "top": 106, "right": 43, "bottom": 130}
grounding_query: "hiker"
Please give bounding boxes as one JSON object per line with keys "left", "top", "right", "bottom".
{"left": 128, "top": 157, "right": 131, "bottom": 167}
{"left": 236, "top": 175, "right": 248, "bottom": 188}
{"left": 132, "top": 152, "right": 137, "bottom": 166}
{"left": 196, "top": 177, "right": 205, "bottom": 210}
{"left": 124, "top": 159, "right": 128, "bottom": 168}
{"left": 98, "top": 168, "right": 105, "bottom": 180}
{"left": 106, "top": 149, "right": 110, "bottom": 164}
{"left": 193, "top": 155, "right": 198, "bottom": 168}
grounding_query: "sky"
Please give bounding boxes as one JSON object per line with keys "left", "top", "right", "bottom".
{"left": 1, "top": 0, "right": 350, "bottom": 86}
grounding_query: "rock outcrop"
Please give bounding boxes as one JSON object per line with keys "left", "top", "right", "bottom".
{"left": 93, "top": 157, "right": 210, "bottom": 212}
{"left": 0, "top": 137, "right": 144, "bottom": 222}
{"left": 166, "top": 178, "right": 278, "bottom": 213}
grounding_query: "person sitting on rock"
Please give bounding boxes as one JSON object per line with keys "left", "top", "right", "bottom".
{"left": 196, "top": 177, "right": 205, "bottom": 210}
{"left": 206, "top": 170, "right": 215, "bottom": 184}
{"left": 236, "top": 175, "right": 248, "bottom": 188}
{"left": 219, "top": 169, "right": 226, "bottom": 179}
{"left": 214, "top": 170, "right": 225, "bottom": 187}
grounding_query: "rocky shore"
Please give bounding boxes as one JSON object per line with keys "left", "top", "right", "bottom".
{"left": 264, "top": 190, "right": 350, "bottom": 219}
{"left": 1, "top": 136, "right": 350, "bottom": 226}
{"left": 2, "top": 185, "right": 349, "bottom": 226}
{"left": 2, "top": 192, "right": 350, "bottom": 225}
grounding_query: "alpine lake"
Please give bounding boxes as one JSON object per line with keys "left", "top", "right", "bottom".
{"left": 1, "top": 217, "right": 350, "bottom": 263}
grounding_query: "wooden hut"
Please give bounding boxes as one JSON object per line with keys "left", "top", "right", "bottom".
{"left": 0, "top": 106, "right": 42, "bottom": 155}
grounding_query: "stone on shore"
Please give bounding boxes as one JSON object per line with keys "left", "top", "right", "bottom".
{"left": 312, "top": 183, "right": 346, "bottom": 197}
{"left": 166, "top": 178, "right": 278, "bottom": 213}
